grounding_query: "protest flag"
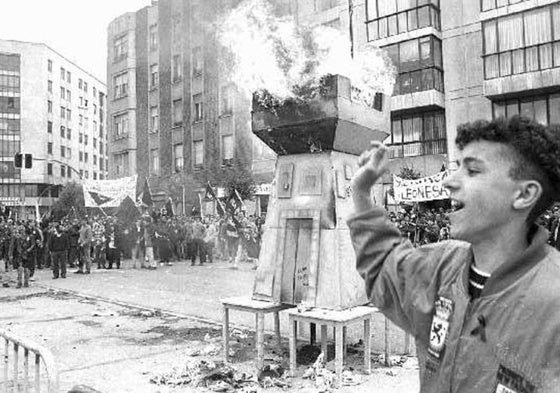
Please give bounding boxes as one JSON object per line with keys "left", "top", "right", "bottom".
{"left": 165, "top": 197, "right": 175, "bottom": 217}
{"left": 206, "top": 181, "right": 227, "bottom": 216}
{"left": 227, "top": 188, "right": 245, "bottom": 212}
{"left": 116, "top": 195, "right": 141, "bottom": 225}
{"left": 137, "top": 177, "right": 153, "bottom": 207}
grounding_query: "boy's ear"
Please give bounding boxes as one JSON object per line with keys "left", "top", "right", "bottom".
{"left": 513, "top": 180, "right": 542, "bottom": 211}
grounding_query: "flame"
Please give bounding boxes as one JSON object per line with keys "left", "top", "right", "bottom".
{"left": 217, "top": 0, "right": 396, "bottom": 101}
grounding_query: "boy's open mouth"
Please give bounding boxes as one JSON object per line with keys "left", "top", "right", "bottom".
{"left": 450, "top": 199, "right": 465, "bottom": 212}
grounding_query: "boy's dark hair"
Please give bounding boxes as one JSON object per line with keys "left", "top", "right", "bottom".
{"left": 456, "top": 115, "right": 560, "bottom": 224}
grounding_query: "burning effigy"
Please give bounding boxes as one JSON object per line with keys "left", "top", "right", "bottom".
{"left": 218, "top": 0, "right": 395, "bottom": 310}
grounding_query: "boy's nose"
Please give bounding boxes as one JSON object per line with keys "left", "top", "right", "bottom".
{"left": 443, "top": 171, "right": 459, "bottom": 191}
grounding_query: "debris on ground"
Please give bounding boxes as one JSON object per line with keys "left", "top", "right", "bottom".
{"left": 150, "top": 359, "right": 258, "bottom": 391}
{"left": 301, "top": 353, "right": 335, "bottom": 392}
{"left": 375, "top": 354, "right": 409, "bottom": 367}
{"left": 92, "top": 309, "right": 115, "bottom": 317}
{"left": 257, "top": 364, "right": 290, "bottom": 388}
{"left": 230, "top": 328, "right": 249, "bottom": 340}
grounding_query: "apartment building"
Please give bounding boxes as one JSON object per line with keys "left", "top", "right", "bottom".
{"left": 107, "top": 0, "right": 280, "bottom": 214}
{"left": 299, "top": 0, "right": 560, "bottom": 205}
{"left": 0, "top": 40, "right": 107, "bottom": 215}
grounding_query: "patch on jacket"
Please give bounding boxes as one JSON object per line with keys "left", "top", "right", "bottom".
{"left": 428, "top": 296, "right": 453, "bottom": 359}
{"left": 495, "top": 365, "right": 535, "bottom": 393}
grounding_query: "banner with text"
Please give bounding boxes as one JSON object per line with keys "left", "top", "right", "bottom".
{"left": 83, "top": 174, "right": 138, "bottom": 208}
{"left": 393, "top": 171, "right": 450, "bottom": 203}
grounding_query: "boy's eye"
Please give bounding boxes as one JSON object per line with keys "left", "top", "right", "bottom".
{"left": 466, "top": 168, "right": 479, "bottom": 175}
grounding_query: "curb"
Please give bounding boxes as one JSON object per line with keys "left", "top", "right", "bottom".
{"left": 31, "top": 282, "right": 280, "bottom": 338}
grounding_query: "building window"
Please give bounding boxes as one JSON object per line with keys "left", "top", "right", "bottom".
{"left": 193, "top": 140, "right": 204, "bottom": 167}
{"left": 222, "top": 134, "right": 234, "bottom": 165}
{"left": 67, "top": 128, "right": 71, "bottom": 139}
{"left": 60, "top": 145, "right": 65, "bottom": 158}
{"left": 47, "top": 121, "right": 52, "bottom": 133}
{"left": 93, "top": 155, "right": 97, "bottom": 165}
{"left": 113, "top": 34, "right": 128, "bottom": 62}
{"left": 47, "top": 142, "right": 53, "bottom": 154}
{"left": 48, "top": 80, "right": 52, "bottom": 93}
{"left": 66, "top": 90, "right": 71, "bottom": 102}
{"left": 387, "top": 110, "right": 447, "bottom": 158}
{"left": 93, "top": 120, "right": 97, "bottom": 133}
{"left": 66, "top": 109, "right": 71, "bottom": 121}
{"left": 48, "top": 100, "right": 52, "bottom": 113}
{"left": 383, "top": 35, "right": 443, "bottom": 95}
{"left": 80, "top": 169, "right": 83, "bottom": 177}
{"left": 66, "top": 71, "right": 71, "bottom": 83}
{"left": 114, "top": 152, "right": 129, "bottom": 176}
{"left": 60, "top": 126, "right": 65, "bottom": 138}
{"left": 60, "top": 87, "right": 65, "bottom": 100}
{"left": 192, "top": 47, "right": 203, "bottom": 76}
{"left": 100, "top": 141, "right": 103, "bottom": 155}
{"left": 483, "top": 5, "right": 560, "bottom": 79}
{"left": 85, "top": 134, "right": 88, "bottom": 145}
{"left": 67, "top": 147, "right": 71, "bottom": 159}
{"left": 150, "top": 106, "right": 159, "bottom": 132}
{"left": 492, "top": 92, "right": 560, "bottom": 126}
{"left": 314, "top": 0, "right": 339, "bottom": 12}
{"left": 150, "top": 64, "right": 159, "bottom": 88}
{"left": 150, "top": 148, "right": 159, "bottom": 174}
{"left": 83, "top": 81, "right": 88, "bottom": 93}
{"left": 193, "top": 94, "right": 203, "bottom": 122}
{"left": 172, "top": 54, "right": 182, "bottom": 82}
{"left": 79, "top": 151, "right": 83, "bottom": 162}
{"left": 367, "top": 0, "right": 441, "bottom": 41}
{"left": 93, "top": 86, "right": 97, "bottom": 97}
{"left": 78, "top": 78, "right": 82, "bottom": 89}
{"left": 60, "top": 106, "right": 66, "bottom": 119}
{"left": 61, "top": 165, "right": 66, "bottom": 177}
{"left": 482, "top": 0, "right": 529, "bottom": 12}
{"left": 47, "top": 163, "right": 53, "bottom": 175}
{"left": 173, "top": 143, "right": 184, "bottom": 172}
{"left": 79, "top": 115, "right": 83, "bottom": 126}
{"left": 48, "top": 59, "right": 52, "bottom": 72}
{"left": 93, "top": 138, "right": 97, "bottom": 148}
{"left": 149, "top": 24, "right": 158, "bottom": 51}
{"left": 113, "top": 72, "right": 128, "bottom": 99}
{"left": 79, "top": 133, "right": 83, "bottom": 143}
{"left": 220, "top": 85, "right": 233, "bottom": 115}
{"left": 100, "top": 157, "right": 104, "bottom": 170}
{"left": 85, "top": 152, "right": 89, "bottom": 163}
{"left": 85, "top": 170, "right": 89, "bottom": 179}
{"left": 113, "top": 113, "right": 128, "bottom": 138}
{"left": 60, "top": 67, "right": 65, "bottom": 81}
{"left": 173, "top": 99, "right": 183, "bottom": 126}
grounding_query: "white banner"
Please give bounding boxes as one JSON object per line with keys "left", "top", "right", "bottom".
{"left": 393, "top": 171, "right": 450, "bottom": 203}
{"left": 83, "top": 174, "right": 137, "bottom": 208}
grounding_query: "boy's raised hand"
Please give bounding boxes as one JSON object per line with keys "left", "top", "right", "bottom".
{"left": 351, "top": 141, "right": 389, "bottom": 211}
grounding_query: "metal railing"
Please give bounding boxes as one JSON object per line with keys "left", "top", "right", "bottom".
{"left": 0, "top": 328, "right": 59, "bottom": 393}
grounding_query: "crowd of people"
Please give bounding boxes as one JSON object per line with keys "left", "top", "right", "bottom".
{"left": 2, "top": 200, "right": 559, "bottom": 289}
{"left": 388, "top": 203, "right": 560, "bottom": 248}
{"left": 0, "top": 209, "right": 265, "bottom": 289}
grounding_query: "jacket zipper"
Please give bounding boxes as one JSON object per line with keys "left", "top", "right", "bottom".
{"left": 448, "top": 299, "right": 475, "bottom": 392}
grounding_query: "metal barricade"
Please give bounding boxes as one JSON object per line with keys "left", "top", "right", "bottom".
{"left": 0, "top": 328, "right": 59, "bottom": 393}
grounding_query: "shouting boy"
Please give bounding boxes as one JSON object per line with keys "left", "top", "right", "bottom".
{"left": 349, "top": 116, "right": 560, "bottom": 392}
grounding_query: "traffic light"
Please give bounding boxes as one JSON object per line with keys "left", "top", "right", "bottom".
{"left": 13, "top": 153, "right": 22, "bottom": 168}
{"left": 24, "top": 154, "right": 32, "bottom": 168}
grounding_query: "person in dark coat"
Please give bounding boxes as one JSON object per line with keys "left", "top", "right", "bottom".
{"left": 48, "top": 224, "right": 70, "bottom": 279}
{"left": 105, "top": 220, "right": 122, "bottom": 269}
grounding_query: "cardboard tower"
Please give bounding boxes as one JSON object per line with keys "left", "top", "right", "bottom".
{"left": 251, "top": 74, "right": 390, "bottom": 310}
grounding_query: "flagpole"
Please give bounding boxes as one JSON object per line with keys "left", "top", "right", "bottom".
{"left": 182, "top": 185, "right": 186, "bottom": 216}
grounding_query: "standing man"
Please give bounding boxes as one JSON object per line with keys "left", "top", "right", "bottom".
{"left": 48, "top": 224, "right": 70, "bottom": 279}
{"left": 191, "top": 216, "right": 206, "bottom": 266}
{"left": 76, "top": 219, "right": 93, "bottom": 274}
{"left": 349, "top": 116, "right": 560, "bottom": 392}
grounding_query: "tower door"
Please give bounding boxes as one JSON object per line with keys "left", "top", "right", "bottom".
{"left": 281, "top": 218, "right": 313, "bottom": 304}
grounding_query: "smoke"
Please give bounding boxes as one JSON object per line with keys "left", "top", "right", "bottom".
{"left": 217, "top": 0, "right": 396, "bottom": 101}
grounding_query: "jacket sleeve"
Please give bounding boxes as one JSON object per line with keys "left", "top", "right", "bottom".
{"left": 348, "top": 207, "right": 466, "bottom": 335}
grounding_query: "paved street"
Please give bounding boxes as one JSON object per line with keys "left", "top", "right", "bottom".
{"left": 0, "top": 258, "right": 419, "bottom": 392}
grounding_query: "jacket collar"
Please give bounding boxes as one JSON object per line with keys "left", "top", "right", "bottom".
{"left": 461, "top": 225, "right": 550, "bottom": 297}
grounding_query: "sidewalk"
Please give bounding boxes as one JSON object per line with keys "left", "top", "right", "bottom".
{"left": 1, "top": 258, "right": 411, "bottom": 354}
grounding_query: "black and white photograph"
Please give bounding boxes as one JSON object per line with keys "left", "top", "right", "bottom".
{"left": 1, "top": 0, "right": 560, "bottom": 392}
